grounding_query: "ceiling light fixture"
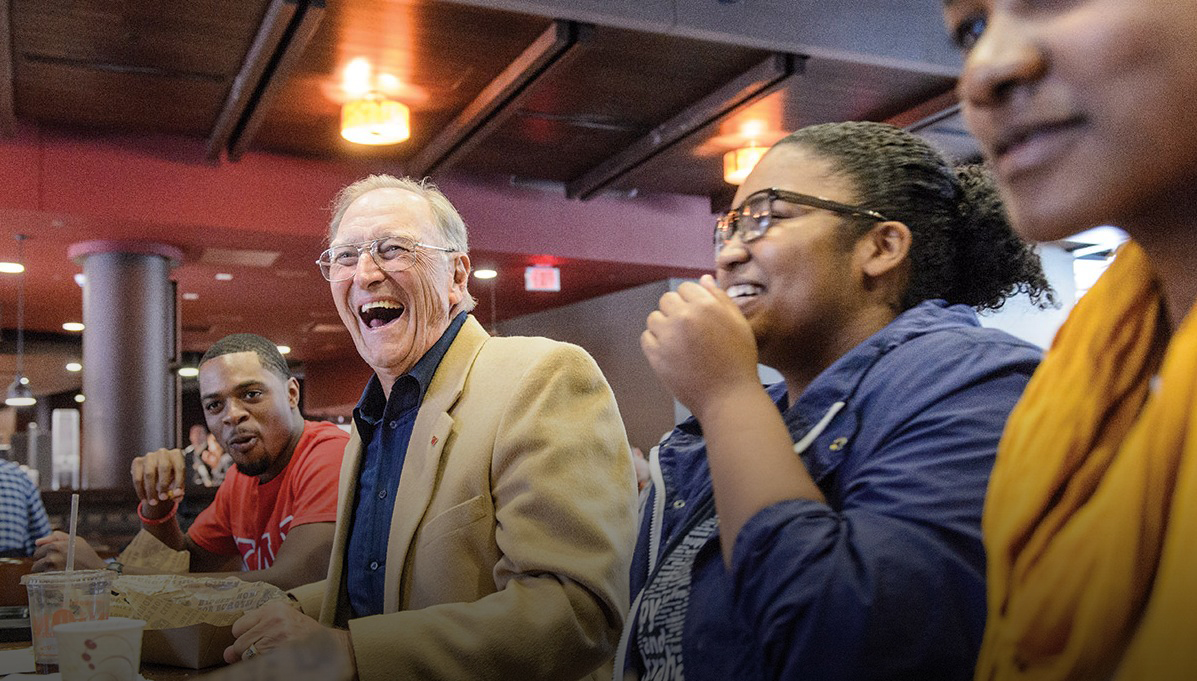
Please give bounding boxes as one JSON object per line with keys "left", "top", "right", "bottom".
{"left": 63, "top": 322, "right": 84, "bottom": 332}
{"left": 65, "top": 362, "right": 82, "bottom": 372}
{"left": 6, "top": 235, "right": 35, "bottom": 407}
{"left": 723, "top": 143, "right": 768, "bottom": 185}
{"left": 474, "top": 269, "right": 497, "bottom": 280}
{"left": 178, "top": 367, "right": 199, "bottom": 378}
{"left": 341, "top": 93, "right": 410, "bottom": 146}
{"left": 0, "top": 263, "right": 23, "bottom": 274}
{"left": 276, "top": 345, "right": 291, "bottom": 355}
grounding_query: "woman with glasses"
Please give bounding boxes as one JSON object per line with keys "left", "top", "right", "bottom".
{"left": 617, "top": 121, "right": 1053, "bottom": 681}
{"left": 940, "top": 2, "right": 1197, "bottom": 679}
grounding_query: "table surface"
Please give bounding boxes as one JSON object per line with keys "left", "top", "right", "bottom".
{"left": 0, "top": 640, "right": 224, "bottom": 679}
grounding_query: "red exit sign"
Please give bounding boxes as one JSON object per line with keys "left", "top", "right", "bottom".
{"left": 524, "top": 266, "right": 561, "bottom": 292}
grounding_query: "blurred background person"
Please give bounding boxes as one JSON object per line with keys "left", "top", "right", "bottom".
{"left": 0, "top": 458, "right": 50, "bottom": 557}
{"left": 623, "top": 121, "right": 1052, "bottom": 681}
{"left": 942, "top": 1, "right": 1197, "bottom": 678}
{"left": 196, "top": 432, "right": 233, "bottom": 487}
{"left": 185, "top": 424, "right": 232, "bottom": 487}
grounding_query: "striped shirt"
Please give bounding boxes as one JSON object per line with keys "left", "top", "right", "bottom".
{"left": 0, "top": 460, "right": 50, "bottom": 556}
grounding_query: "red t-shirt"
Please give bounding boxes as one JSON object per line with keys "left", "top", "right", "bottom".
{"left": 188, "top": 420, "right": 348, "bottom": 571}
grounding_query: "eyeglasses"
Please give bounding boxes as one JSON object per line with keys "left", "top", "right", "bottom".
{"left": 714, "top": 187, "right": 889, "bottom": 250}
{"left": 316, "top": 235, "right": 457, "bottom": 282}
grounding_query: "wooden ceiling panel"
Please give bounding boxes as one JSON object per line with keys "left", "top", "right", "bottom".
{"left": 11, "top": 0, "right": 269, "bottom": 78}
{"left": 249, "top": 0, "right": 553, "bottom": 159}
{"left": 606, "top": 57, "right": 956, "bottom": 201}
{"left": 459, "top": 25, "right": 771, "bottom": 182}
{"left": 10, "top": 0, "right": 271, "bottom": 136}
{"left": 14, "top": 61, "right": 229, "bottom": 135}
{"left": 464, "top": 117, "right": 642, "bottom": 184}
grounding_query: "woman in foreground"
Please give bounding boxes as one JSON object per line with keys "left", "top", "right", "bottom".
{"left": 621, "top": 121, "right": 1052, "bottom": 680}
{"left": 939, "top": 1, "right": 1197, "bottom": 678}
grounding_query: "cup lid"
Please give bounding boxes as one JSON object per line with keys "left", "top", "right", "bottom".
{"left": 21, "top": 569, "right": 113, "bottom": 585}
{"left": 55, "top": 616, "right": 146, "bottom": 633}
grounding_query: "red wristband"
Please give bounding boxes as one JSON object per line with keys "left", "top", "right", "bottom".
{"left": 137, "top": 500, "right": 178, "bottom": 526}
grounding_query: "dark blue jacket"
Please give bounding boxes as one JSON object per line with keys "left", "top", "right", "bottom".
{"left": 619, "top": 300, "right": 1042, "bottom": 681}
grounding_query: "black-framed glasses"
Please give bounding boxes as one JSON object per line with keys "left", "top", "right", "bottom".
{"left": 715, "top": 187, "right": 889, "bottom": 250}
{"left": 316, "top": 235, "right": 457, "bottom": 282}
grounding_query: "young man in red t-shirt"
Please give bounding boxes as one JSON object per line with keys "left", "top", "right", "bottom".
{"left": 34, "top": 334, "right": 348, "bottom": 590}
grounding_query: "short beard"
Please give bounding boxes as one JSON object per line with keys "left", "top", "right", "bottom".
{"left": 235, "top": 458, "right": 271, "bottom": 477}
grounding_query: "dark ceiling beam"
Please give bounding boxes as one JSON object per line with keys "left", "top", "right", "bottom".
{"left": 886, "top": 88, "right": 959, "bottom": 130}
{"left": 567, "top": 52, "right": 800, "bottom": 201}
{"left": 407, "top": 20, "right": 587, "bottom": 179}
{"left": 0, "top": 0, "right": 15, "bottom": 137}
{"left": 205, "top": 0, "right": 301, "bottom": 161}
{"left": 226, "top": 0, "right": 325, "bottom": 162}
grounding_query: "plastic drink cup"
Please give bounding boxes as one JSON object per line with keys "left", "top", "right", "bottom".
{"left": 21, "top": 569, "right": 113, "bottom": 673}
{"left": 55, "top": 617, "right": 146, "bottom": 681}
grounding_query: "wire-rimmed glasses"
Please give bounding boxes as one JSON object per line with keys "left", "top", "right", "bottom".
{"left": 316, "top": 235, "right": 457, "bottom": 282}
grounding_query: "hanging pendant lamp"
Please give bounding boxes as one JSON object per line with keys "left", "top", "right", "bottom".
{"left": 6, "top": 234, "right": 35, "bottom": 407}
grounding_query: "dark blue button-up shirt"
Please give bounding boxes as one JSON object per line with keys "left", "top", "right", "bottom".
{"left": 624, "top": 300, "right": 1043, "bottom": 681}
{"left": 346, "top": 311, "right": 467, "bottom": 617}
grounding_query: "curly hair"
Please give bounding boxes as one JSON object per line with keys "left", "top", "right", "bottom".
{"left": 200, "top": 333, "right": 291, "bottom": 381}
{"left": 778, "top": 121, "right": 1055, "bottom": 311}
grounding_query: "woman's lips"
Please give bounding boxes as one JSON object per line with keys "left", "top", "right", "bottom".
{"left": 991, "top": 118, "right": 1086, "bottom": 178}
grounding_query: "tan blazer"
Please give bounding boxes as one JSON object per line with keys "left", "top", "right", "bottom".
{"left": 292, "top": 316, "right": 637, "bottom": 681}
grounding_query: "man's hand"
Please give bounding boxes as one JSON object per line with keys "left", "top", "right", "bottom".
{"left": 224, "top": 602, "right": 354, "bottom": 669}
{"left": 641, "top": 275, "right": 761, "bottom": 418}
{"left": 131, "top": 448, "right": 187, "bottom": 513}
{"left": 31, "top": 531, "right": 107, "bottom": 572}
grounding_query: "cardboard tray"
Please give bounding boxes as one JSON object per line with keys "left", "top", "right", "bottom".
{"left": 141, "top": 621, "right": 233, "bottom": 669}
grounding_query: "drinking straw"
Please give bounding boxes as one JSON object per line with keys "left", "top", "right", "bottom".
{"left": 66, "top": 493, "right": 80, "bottom": 572}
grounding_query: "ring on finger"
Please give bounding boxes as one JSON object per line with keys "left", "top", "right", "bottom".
{"left": 242, "top": 642, "right": 260, "bottom": 661}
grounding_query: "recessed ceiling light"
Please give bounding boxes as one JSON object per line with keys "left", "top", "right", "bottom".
{"left": 62, "top": 322, "right": 85, "bottom": 332}
{"left": 74, "top": 273, "right": 86, "bottom": 287}
{"left": 0, "top": 263, "right": 23, "bottom": 274}
{"left": 74, "top": 394, "right": 85, "bottom": 403}
{"left": 277, "top": 345, "right": 291, "bottom": 355}
{"left": 65, "top": 362, "right": 82, "bottom": 372}
{"left": 178, "top": 367, "right": 199, "bottom": 378}
{"left": 215, "top": 273, "right": 233, "bottom": 281}
{"left": 182, "top": 292, "right": 199, "bottom": 301}
{"left": 474, "top": 269, "right": 498, "bottom": 280}
{"left": 18, "top": 376, "right": 28, "bottom": 385}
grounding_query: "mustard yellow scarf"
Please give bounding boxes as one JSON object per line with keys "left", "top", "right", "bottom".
{"left": 977, "top": 241, "right": 1197, "bottom": 680}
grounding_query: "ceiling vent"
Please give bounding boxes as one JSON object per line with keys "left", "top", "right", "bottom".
{"left": 200, "top": 248, "right": 281, "bottom": 267}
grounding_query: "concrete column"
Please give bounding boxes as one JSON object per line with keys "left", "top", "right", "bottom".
{"left": 68, "top": 241, "right": 182, "bottom": 489}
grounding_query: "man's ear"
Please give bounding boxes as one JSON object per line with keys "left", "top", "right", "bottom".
{"left": 448, "top": 253, "right": 471, "bottom": 307}
{"left": 857, "top": 221, "right": 912, "bottom": 279}
{"left": 287, "top": 377, "right": 301, "bottom": 409}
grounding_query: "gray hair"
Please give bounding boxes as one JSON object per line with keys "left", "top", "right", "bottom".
{"left": 327, "top": 175, "right": 469, "bottom": 254}
{"left": 328, "top": 175, "right": 476, "bottom": 314}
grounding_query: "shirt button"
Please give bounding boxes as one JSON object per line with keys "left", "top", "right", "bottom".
{"left": 377, "top": 489, "right": 387, "bottom": 500}
{"left": 388, "top": 420, "right": 399, "bottom": 429}
{"left": 672, "top": 499, "right": 686, "bottom": 509}
{"left": 369, "top": 561, "right": 380, "bottom": 571}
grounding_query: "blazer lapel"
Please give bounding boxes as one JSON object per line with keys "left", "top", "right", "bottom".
{"left": 322, "top": 423, "right": 364, "bottom": 626}
{"left": 382, "top": 315, "right": 489, "bottom": 612}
